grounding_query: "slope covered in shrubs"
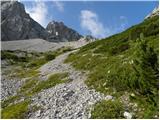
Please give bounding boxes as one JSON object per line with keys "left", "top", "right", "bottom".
{"left": 65, "top": 16, "right": 159, "bottom": 118}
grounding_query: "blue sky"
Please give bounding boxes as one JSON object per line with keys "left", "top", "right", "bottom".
{"left": 20, "top": 1, "right": 158, "bottom": 38}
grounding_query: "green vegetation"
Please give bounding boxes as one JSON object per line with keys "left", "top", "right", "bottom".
{"left": 1, "top": 46, "right": 73, "bottom": 79}
{"left": 1, "top": 50, "right": 29, "bottom": 64}
{"left": 1, "top": 100, "right": 30, "bottom": 119}
{"left": 91, "top": 100, "right": 124, "bottom": 119}
{"left": 30, "top": 72, "right": 68, "bottom": 95}
{"left": 19, "top": 78, "right": 38, "bottom": 94}
{"left": 65, "top": 16, "right": 159, "bottom": 118}
{"left": 43, "top": 46, "right": 73, "bottom": 61}
{"left": 129, "top": 94, "right": 159, "bottom": 119}
{"left": 1, "top": 95, "right": 21, "bottom": 109}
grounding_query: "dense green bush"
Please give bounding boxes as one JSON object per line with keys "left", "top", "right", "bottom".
{"left": 45, "top": 53, "right": 56, "bottom": 61}
{"left": 91, "top": 100, "right": 124, "bottom": 119}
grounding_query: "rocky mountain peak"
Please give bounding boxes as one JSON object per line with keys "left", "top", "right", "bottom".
{"left": 1, "top": 1, "right": 26, "bottom": 20}
{"left": 1, "top": 1, "right": 82, "bottom": 42}
{"left": 46, "top": 20, "right": 82, "bottom": 42}
{"left": 49, "top": 20, "right": 64, "bottom": 25}
{"left": 1, "top": 1, "right": 47, "bottom": 41}
{"left": 145, "top": 6, "right": 159, "bottom": 19}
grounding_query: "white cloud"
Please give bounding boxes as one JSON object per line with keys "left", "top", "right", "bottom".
{"left": 25, "top": 1, "right": 49, "bottom": 27}
{"left": 119, "top": 16, "right": 128, "bottom": 30}
{"left": 53, "top": 1, "right": 64, "bottom": 12}
{"left": 80, "top": 10, "right": 110, "bottom": 38}
{"left": 80, "top": 10, "right": 128, "bottom": 38}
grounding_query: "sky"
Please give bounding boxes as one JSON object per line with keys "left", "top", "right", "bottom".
{"left": 20, "top": 0, "right": 159, "bottom": 38}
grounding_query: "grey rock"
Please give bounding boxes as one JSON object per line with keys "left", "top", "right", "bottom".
{"left": 1, "top": 1, "right": 48, "bottom": 41}
{"left": 145, "top": 6, "right": 159, "bottom": 19}
{"left": 123, "top": 111, "right": 132, "bottom": 119}
{"left": 83, "top": 35, "right": 97, "bottom": 41}
{"left": 46, "top": 20, "right": 82, "bottom": 42}
{"left": 1, "top": 75, "right": 25, "bottom": 100}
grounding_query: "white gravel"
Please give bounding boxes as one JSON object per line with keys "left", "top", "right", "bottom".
{"left": 29, "top": 51, "right": 113, "bottom": 119}
{"left": 1, "top": 39, "right": 88, "bottom": 52}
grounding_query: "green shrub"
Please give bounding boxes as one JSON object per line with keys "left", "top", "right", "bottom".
{"left": 45, "top": 53, "right": 56, "bottom": 61}
{"left": 1, "top": 95, "right": 20, "bottom": 109}
{"left": 1, "top": 50, "right": 30, "bottom": 63}
{"left": 1, "top": 51, "right": 18, "bottom": 60}
{"left": 91, "top": 100, "right": 124, "bottom": 119}
{"left": 1, "top": 100, "right": 30, "bottom": 119}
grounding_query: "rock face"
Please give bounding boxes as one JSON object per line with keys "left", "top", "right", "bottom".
{"left": 145, "top": 6, "right": 159, "bottom": 19}
{"left": 1, "top": 1, "right": 48, "bottom": 41}
{"left": 46, "top": 21, "right": 82, "bottom": 42}
{"left": 83, "top": 35, "right": 96, "bottom": 42}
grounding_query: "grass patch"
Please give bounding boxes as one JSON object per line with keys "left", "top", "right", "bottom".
{"left": 30, "top": 72, "right": 68, "bottom": 95}
{"left": 19, "top": 78, "right": 38, "bottom": 94}
{"left": 44, "top": 46, "right": 73, "bottom": 61}
{"left": 91, "top": 100, "right": 124, "bottom": 119}
{"left": 1, "top": 100, "right": 30, "bottom": 119}
{"left": 13, "top": 68, "right": 39, "bottom": 78}
{"left": 129, "top": 94, "right": 159, "bottom": 118}
{"left": 1, "top": 95, "right": 21, "bottom": 109}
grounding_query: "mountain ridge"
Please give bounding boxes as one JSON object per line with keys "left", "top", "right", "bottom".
{"left": 1, "top": 1, "right": 83, "bottom": 42}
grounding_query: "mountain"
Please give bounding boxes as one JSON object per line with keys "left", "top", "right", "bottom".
{"left": 78, "top": 35, "right": 97, "bottom": 43}
{"left": 1, "top": 1, "right": 48, "bottom": 41}
{"left": 46, "top": 21, "right": 82, "bottom": 42}
{"left": 145, "top": 6, "right": 159, "bottom": 19}
{"left": 65, "top": 11, "right": 159, "bottom": 118}
{"left": 83, "top": 35, "right": 97, "bottom": 41}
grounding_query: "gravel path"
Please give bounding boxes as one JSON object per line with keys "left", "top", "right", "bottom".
{"left": 29, "top": 51, "right": 113, "bottom": 119}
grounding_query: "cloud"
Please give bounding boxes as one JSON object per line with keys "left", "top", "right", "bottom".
{"left": 80, "top": 10, "right": 109, "bottom": 38}
{"left": 80, "top": 10, "right": 128, "bottom": 38}
{"left": 53, "top": 1, "right": 64, "bottom": 12}
{"left": 25, "top": 1, "right": 50, "bottom": 27}
{"left": 119, "top": 16, "right": 128, "bottom": 30}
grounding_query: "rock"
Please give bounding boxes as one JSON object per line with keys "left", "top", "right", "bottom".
{"left": 1, "top": 1, "right": 48, "bottom": 41}
{"left": 123, "top": 111, "right": 132, "bottom": 119}
{"left": 145, "top": 6, "right": 159, "bottom": 19}
{"left": 82, "top": 35, "right": 96, "bottom": 42}
{"left": 46, "top": 20, "right": 82, "bottom": 42}
{"left": 130, "top": 93, "right": 135, "bottom": 97}
{"left": 35, "top": 110, "right": 41, "bottom": 117}
{"left": 105, "top": 95, "right": 113, "bottom": 100}
{"left": 1, "top": 75, "right": 25, "bottom": 100}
